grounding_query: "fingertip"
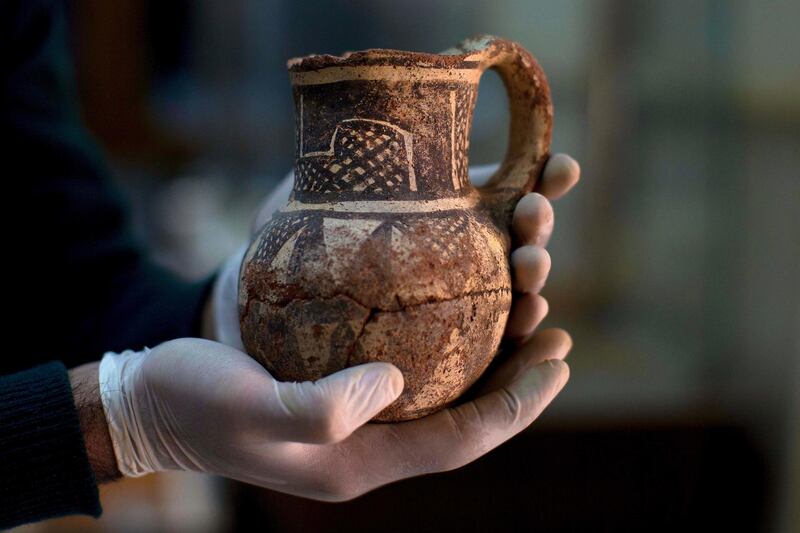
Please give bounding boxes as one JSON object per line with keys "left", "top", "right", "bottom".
{"left": 510, "top": 246, "right": 551, "bottom": 292}
{"left": 505, "top": 293, "right": 548, "bottom": 339}
{"left": 512, "top": 193, "right": 554, "bottom": 245}
{"left": 543, "top": 358, "right": 570, "bottom": 387}
{"left": 355, "top": 362, "right": 405, "bottom": 399}
{"left": 535, "top": 327, "right": 573, "bottom": 355}
{"left": 566, "top": 155, "right": 581, "bottom": 180}
{"left": 534, "top": 293, "right": 550, "bottom": 319}
{"left": 513, "top": 191, "right": 547, "bottom": 214}
{"left": 518, "top": 358, "right": 570, "bottom": 396}
{"left": 540, "top": 153, "right": 581, "bottom": 200}
{"left": 546, "top": 153, "right": 581, "bottom": 180}
{"left": 381, "top": 363, "right": 406, "bottom": 399}
{"left": 554, "top": 328, "right": 574, "bottom": 353}
{"left": 510, "top": 244, "right": 550, "bottom": 267}
{"left": 512, "top": 192, "right": 552, "bottom": 224}
{"left": 302, "top": 362, "right": 405, "bottom": 442}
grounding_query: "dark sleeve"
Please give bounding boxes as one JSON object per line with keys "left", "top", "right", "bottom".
{"left": 0, "top": 363, "right": 100, "bottom": 529}
{"left": 3, "top": 0, "right": 214, "bottom": 377}
{"left": 1, "top": 0, "right": 215, "bottom": 525}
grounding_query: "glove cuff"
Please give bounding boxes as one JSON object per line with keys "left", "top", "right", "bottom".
{"left": 98, "top": 349, "right": 158, "bottom": 478}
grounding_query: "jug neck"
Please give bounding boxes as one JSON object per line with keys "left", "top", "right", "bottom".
{"left": 289, "top": 57, "right": 479, "bottom": 203}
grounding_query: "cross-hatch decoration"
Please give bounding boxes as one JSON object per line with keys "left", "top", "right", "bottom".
{"left": 296, "top": 118, "right": 417, "bottom": 194}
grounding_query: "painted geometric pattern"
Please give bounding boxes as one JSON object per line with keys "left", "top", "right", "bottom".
{"left": 296, "top": 119, "right": 415, "bottom": 195}
{"left": 412, "top": 213, "right": 471, "bottom": 258}
{"left": 257, "top": 213, "right": 474, "bottom": 273}
{"left": 254, "top": 214, "right": 313, "bottom": 263}
{"left": 453, "top": 88, "right": 476, "bottom": 190}
{"left": 358, "top": 214, "right": 472, "bottom": 260}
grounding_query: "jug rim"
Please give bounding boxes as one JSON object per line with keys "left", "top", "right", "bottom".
{"left": 287, "top": 35, "right": 497, "bottom": 72}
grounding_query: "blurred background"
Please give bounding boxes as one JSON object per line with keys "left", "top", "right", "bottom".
{"left": 16, "top": 0, "right": 799, "bottom": 531}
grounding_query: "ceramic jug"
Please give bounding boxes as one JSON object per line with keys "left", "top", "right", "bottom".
{"left": 239, "top": 36, "right": 552, "bottom": 421}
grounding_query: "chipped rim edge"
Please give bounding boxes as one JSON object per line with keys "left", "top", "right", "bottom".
{"left": 287, "top": 34, "right": 497, "bottom": 71}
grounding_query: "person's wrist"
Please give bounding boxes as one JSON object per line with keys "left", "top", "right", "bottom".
{"left": 69, "top": 362, "right": 122, "bottom": 483}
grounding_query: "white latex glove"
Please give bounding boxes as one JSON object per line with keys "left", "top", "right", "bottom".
{"left": 99, "top": 154, "right": 579, "bottom": 500}
{"left": 208, "top": 173, "right": 293, "bottom": 350}
{"left": 99, "top": 331, "right": 571, "bottom": 501}
{"left": 209, "top": 154, "right": 580, "bottom": 347}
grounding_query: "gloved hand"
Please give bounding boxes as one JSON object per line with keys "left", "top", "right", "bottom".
{"left": 99, "top": 329, "right": 572, "bottom": 501}
{"left": 98, "top": 154, "right": 580, "bottom": 500}
{"left": 208, "top": 154, "right": 581, "bottom": 348}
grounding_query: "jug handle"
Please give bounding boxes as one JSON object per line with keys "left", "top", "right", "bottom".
{"left": 465, "top": 37, "right": 553, "bottom": 226}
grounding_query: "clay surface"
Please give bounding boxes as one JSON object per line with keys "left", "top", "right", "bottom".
{"left": 240, "top": 36, "right": 552, "bottom": 421}
{"left": 241, "top": 209, "right": 511, "bottom": 421}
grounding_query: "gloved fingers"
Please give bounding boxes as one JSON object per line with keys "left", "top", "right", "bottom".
{"left": 476, "top": 328, "right": 573, "bottom": 395}
{"left": 338, "top": 358, "right": 569, "bottom": 492}
{"left": 511, "top": 193, "right": 554, "bottom": 247}
{"left": 266, "top": 362, "right": 404, "bottom": 445}
{"left": 435, "top": 359, "right": 569, "bottom": 470}
{"left": 470, "top": 154, "right": 579, "bottom": 199}
{"left": 251, "top": 171, "right": 295, "bottom": 236}
{"left": 511, "top": 245, "right": 550, "bottom": 294}
{"left": 535, "top": 153, "right": 580, "bottom": 200}
{"left": 210, "top": 245, "right": 247, "bottom": 348}
{"left": 238, "top": 346, "right": 570, "bottom": 501}
{"left": 504, "top": 293, "right": 548, "bottom": 339}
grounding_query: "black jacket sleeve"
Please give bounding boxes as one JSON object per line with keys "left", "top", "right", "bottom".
{"left": 2, "top": 0, "right": 215, "bottom": 526}
{"left": 0, "top": 363, "right": 101, "bottom": 528}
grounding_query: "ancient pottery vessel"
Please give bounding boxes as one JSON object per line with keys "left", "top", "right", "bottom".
{"left": 240, "top": 36, "right": 552, "bottom": 421}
